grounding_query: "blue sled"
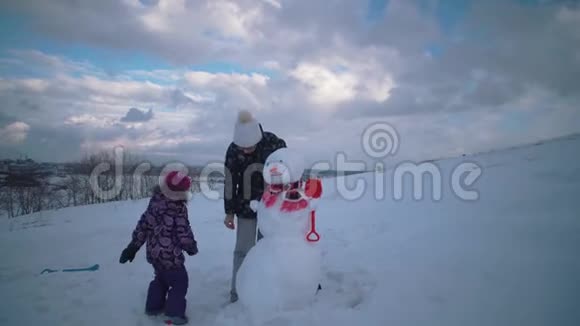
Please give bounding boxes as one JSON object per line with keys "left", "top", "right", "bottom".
{"left": 40, "top": 268, "right": 58, "bottom": 274}
{"left": 41, "top": 264, "right": 100, "bottom": 275}
{"left": 63, "top": 264, "right": 100, "bottom": 272}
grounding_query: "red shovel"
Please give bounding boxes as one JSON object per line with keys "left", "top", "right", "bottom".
{"left": 304, "top": 178, "right": 322, "bottom": 242}
{"left": 306, "top": 210, "right": 320, "bottom": 242}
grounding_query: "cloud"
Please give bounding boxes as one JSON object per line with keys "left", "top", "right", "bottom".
{"left": 261, "top": 0, "right": 282, "bottom": 10}
{"left": 65, "top": 114, "right": 117, "bottom": 128}
{"left": 184, "top": 70, "right": 271, "bottom": 111}
{"left": 120, "top": 108, "right": 154, "bottom": 123}
{"left": 0, "top": 78, "right": 50, "bottom": 93}
{"left": 185, "top": 71, "right": 269, "bottom": 87}
{"left": 1, "top": 49, "right": 97, "bottom": 77}
{"left": 289, "top": 61, "right": 395, "bottom": 107}
{"left": 0, "top": 0, "right": 279, "bottom": 65}
{"left": 0, "top": 124, "right": 87, "bottom": 162}
{"left": 120, "top": 69, "right": 182, "bottom": 83}
{"left": 139, "top": 0, "right": 159, "bottom": 6}
{"left": 289, "top": 63, "right": 359, "bottom": 106}
{"left": 0, "top": 122, "right": 31, "bottom": 144}
{"left": 262, "top": 60, "right": 281, "bottom": 70}
{"left": 202, "top": 0, "right": 266, "bottom": 42}
{"left": 1, "top": 0, "right": 579, "bottom": 166}
{"left": 0, "top": 51, "right": 281, "bottom": 163}
{"left": 79, "top": 129, "right": 203, "bottom": 156}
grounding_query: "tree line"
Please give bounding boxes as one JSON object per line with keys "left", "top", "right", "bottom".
{"left": 0, "top": 150, "right": 221, "bottom": 218}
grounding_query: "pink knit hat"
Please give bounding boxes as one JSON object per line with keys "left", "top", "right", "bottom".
{"left": 164, "top": 171, "right": 192, "bottom": 192}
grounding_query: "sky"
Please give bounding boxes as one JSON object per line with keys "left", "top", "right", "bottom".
{"left": 0, "top": 0, "right": 579, "bottom": 168}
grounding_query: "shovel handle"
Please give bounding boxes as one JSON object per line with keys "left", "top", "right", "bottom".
{"left": 306, "top": 211, "right": 320, "bottom": 242}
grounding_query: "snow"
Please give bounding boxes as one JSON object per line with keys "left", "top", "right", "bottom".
{"left": 236, "top": 147, "right": 322, "bottom": 324}
{"left": 236, "top": 236, "right": 322, "bottom": 325}
{"left": 262, "top": 147, "right": 306, "bottom": 185}
{"left": 1, "top": 134, "right": 580, "bottom": 326}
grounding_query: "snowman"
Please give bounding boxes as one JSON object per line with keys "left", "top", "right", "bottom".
{"left": 235, "top": 148, "right": 323, "bottom": 324}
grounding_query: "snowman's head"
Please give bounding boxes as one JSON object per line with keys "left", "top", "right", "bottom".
{"left": 263, "top": 148, "right": 305, "bottom": 185}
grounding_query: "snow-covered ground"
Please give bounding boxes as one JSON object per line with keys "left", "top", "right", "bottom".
{"left": 1, "top": 134, "right": 580, "bottom": 326}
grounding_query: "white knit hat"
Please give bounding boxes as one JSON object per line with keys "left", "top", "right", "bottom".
{"left": 233, "top": 110, "right": 262, "bottom": 147}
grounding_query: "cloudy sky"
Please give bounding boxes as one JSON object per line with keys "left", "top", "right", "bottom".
{"left": 0, "top": 0, "right": 579, "bottom": 168}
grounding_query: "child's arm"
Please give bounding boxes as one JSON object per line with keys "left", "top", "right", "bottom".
{"left": 175, "top": 205, "right": 198, "bottom": 255}
{"left": 120, "top": 201, "right": 155, "bottom": 264}
{"left": 130, "top": 208, "right": 154, "bottom": 249}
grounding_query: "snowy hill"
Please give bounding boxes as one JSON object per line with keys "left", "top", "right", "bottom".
{"left": 1, "top": 134, "right": 580, "bottom": 326}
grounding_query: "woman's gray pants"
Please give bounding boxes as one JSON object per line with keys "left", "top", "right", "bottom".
{"left": 230, "top": 217, "right": 263, "bottom": 297}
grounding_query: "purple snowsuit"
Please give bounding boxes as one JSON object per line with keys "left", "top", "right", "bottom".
{"left": 127, "top": 186, "right": 197, "bottom": 318}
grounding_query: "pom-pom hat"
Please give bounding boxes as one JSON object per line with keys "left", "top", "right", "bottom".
{"left": 233, "top": 110, "right": 263, "bottom": 148}
{"left": 160, "top": 170, "right": 192, "bottom": 201}
{"left": 165, "top": 171, "right": 191, "bottom": 192}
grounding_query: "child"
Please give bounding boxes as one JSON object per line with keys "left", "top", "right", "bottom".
{"left": 119, "top": 171, "right": 198, "bottom": 325}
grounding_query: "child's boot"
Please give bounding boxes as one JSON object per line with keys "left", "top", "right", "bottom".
{"left": 165, "top": 315, "right": 188, "bottom": 325}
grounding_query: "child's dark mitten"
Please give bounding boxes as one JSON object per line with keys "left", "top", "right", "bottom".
{"left": 119, "top": 244, "right": 138, "bottom": 263}
{"left": 187, "top": 241, "right": 198, "bottom": 256}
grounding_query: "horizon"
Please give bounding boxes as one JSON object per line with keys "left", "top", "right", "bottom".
{"left": 3, "top": 130, "right": 578, "bottom": 171}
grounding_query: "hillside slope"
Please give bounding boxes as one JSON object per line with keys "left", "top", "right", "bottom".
{"left": 1, "top": 134, "right": 579, "bottom": 326}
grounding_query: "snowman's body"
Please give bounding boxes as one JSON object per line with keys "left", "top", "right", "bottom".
{"left": 235, "top": 148, "right": 322, "bottom": 322}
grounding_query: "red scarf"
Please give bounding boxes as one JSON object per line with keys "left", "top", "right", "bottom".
{"left": 261, "top": 178, "right": 323, "bottom": 242}
{"left": 262, "top": 181, "right": 308, "bottom": 212}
